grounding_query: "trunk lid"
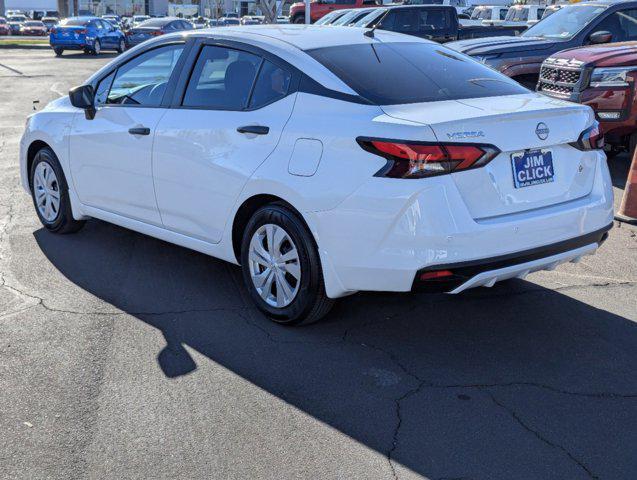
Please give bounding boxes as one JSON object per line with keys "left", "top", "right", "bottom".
{"left": 381, "top": 93, "right": 598, "bottom": 219}
{"left": 52, "top": 25, "right": 87, "bottom": 44}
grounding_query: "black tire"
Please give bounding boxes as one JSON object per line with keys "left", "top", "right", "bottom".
{"left": 92, "top": 39, "right": 101, "bottom": 55}
{"left": 29, "top": 147, "right": 85, "bottom": 234}
{"left": 292, "top": 15, "right": 305, "bottom": 24}
{"left": 240, "top": 203, "right": 334, "bottom": 326}
{"left": 117, "top": 38, "right": 126, "bottom": 53}
{"left": 53, "top": 47, "right": 63, "bottom": 56}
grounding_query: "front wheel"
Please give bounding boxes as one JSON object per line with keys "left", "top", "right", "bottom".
{"left": 292, "top": 15, "right": 305, "bottom": 24}
{"left": 53, "top": 47, "right": 63, "bottom": 56}
{"left": 30, "top": 147, "right": 85, "bottom": 234}
{"left": 92, "top": 39, "right": 101, "bottom": 55}
{"left": 117, "top": 38, "right": 126, "bottom": 53}
{"left": 240, "top": 204, "right": 334, "bottom": 325}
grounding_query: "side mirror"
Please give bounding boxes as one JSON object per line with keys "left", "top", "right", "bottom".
{"left": 589, "top": 30, "right": 612, "bottom": 44}
{"left": 69, "top": 84, "right": 96, "bottom": 120}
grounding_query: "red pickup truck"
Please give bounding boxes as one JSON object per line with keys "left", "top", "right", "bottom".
{"left": 289, "top": 0, "right": 378, "bottom": 24}
{"left": 537, "top": 42, "right": 637, "bottom": 157}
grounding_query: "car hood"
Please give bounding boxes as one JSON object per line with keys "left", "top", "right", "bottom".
{"left": 448, "top": 35, "right": 558, "bottom": 56}
{"left": 549, "top": 41, "right": 637, "bottom": 67}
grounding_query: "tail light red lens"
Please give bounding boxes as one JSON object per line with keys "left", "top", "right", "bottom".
{"left": 419, "top": 270, "right": 454, "bottom": 281}
{"left": 151, "top": 30, "right": 163, "bottom": 36}
{"left": 77, "top": 29, "right": 87, "bottom": 34}
{"left": 50, "top": 27, "right": 57, "bottom": 33}
{"left": 358, "top": 138, "right": 500, "bottom": 179}
{"left": 572, "top": 121, "right": 604, "bottom": 151}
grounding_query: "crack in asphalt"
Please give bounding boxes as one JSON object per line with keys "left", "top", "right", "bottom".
{"left": 485, "top": 389, "right": 598, "bottom": 479}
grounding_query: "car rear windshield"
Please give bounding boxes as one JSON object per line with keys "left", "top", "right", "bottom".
{"left": 306, "top": 42, "right": 527, "bottom": 105}
{"left": 60, "top": 18, "right": 88, "bottom": 26}
{"left": 25, "top": 21, "right": 43, "bottom": 26}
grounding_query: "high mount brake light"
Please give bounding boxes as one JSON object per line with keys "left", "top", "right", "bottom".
{"left": 357, "top": 138, "right": 500, "bottom": 179}
{"left": 571, "top": 121, "right": 604, "bottom": 151}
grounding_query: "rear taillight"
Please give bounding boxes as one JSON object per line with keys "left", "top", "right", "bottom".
{"left": 571, "top": 121, "right": 604, "bottom": 151}
{"left": 50, "top": 27, "right": 57, "bottom": 33}
{"left": 357, "top": 138, "right": 500, "bottom": 179}
{"left": 151, "top": 30, "right": 163, "bottom": 36}
{"left": 126, "top": 30, "right": 133, "bottom": 35}
{"left": 77, "top": 29, "right": 86, "bottom": 34}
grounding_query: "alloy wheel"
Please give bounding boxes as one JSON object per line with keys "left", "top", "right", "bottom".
{"left": 248, "top": 223, "right": 301, "bottom": 308}
{"left": 33, "top": 161, "right": 60, "bottom": 222}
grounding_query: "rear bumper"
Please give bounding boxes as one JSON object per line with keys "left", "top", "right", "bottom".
{"left": 412, "top": 224, "right": 611, "bottom": 293}
{"left": 310, "top": 152, "right": 614, "bottom": 298}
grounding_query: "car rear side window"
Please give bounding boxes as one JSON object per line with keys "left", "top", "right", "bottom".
{"left": 249, "top": 61, "right": 292, "bottom": 109}
{"left": 182, "top": 45, "right": 261, "bottom": 110}
{"left": 306, "top": 42, "right": 527, "bottom": 105}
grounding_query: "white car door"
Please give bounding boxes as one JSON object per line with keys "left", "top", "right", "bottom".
{"left": 69, "top": 43, "right": 186, "bottom": 225}
{"left": 152, "top": 44, "right": 297, "bottom": 243}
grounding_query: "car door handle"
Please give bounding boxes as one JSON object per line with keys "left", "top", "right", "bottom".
{"left": 237, "top": 125, "right": 269, "bottom": 135}
{"left": 128, "top": 127, "right": 150, "bottom": 135}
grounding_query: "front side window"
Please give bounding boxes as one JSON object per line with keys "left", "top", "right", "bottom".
{"left": 594, "top": 9, "right": 637, "bottom": 42}
{"left": 183, "top": 45, "right": 261, "bottom": 110}
{"left": 307, "top": 42, "right": 527, "bottom": 105}
{"left": 103, "top": 44, "right": 184, "bottom": 107}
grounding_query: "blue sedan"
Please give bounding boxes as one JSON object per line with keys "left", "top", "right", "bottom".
{"left": 50, "top": 16, "right": 126, "bottom": 56}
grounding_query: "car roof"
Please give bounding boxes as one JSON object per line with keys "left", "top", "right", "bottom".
{"left": 198, "top": 24, "right": 423, "bottom": 50}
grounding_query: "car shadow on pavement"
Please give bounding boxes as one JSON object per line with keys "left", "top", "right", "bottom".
{"left": 34, "top": 222, "right": 637, "bottom": 480}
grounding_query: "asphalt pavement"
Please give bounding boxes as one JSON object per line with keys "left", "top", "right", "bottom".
{"left": 1, "top": 48, "right": 637, "bottom": 480}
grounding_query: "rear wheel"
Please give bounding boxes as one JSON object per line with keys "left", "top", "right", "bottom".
{"left": 292, "top": 14, "right": 305, "bottom": 24}
{"left": 30, "top": 147, "right": 85, "bottom": 234}
{"left": 53, "top": 47, "right": 63, "bottom": 56}
{"left": 240, "top": 203, "right": 334, "bottom": 325}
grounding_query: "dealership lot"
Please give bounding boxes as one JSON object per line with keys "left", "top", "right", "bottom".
{"left": 1, "top": 48, "right": 637, "bottom": 479}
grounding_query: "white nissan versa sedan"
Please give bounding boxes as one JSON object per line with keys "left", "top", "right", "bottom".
{"left": 20, "top": 26, "right": 613, "bottom": 325}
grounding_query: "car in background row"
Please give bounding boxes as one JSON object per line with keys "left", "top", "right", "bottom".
{"left": 0, "top": 18, "right": 10, "bottom": 35}
{"left": 503, "top": 4, "right": 545, "bottom": 26}
{"left": 20, "top": 20, "right": 48, "bottom": 35}
{"left": 289, "top": 0, "right": 379, "bottom": 24}
{"left": 50, "top": 17, "right": 126, "bottom": 56}
{"left": 314, "top": 9, "right": 350, "bottom": 25}
{"left": 329, "top": 7, "right": 377, "bottom": 26}
{"left": 221, "top": 17, "right": 241, "bottom": 26}
{"left": 538, "top": 42, "right": 637, "bottom": 158}
{"left": 41, "top": 16, "right": 59, "bottom": 32}
{"left": 448, "top": 0, "right": 637, "bottom": 89}
{"left": 468, "top": 5, "right": 508, "bottom": 23}
{"left": 125, "top": 17, "right": 193, "bottom": 47}
{"left": 21, "top": 26, "right": 612, "bottom": 325}
{"left": 7, "top": 14, "right": 27, "bottom": 34}
{"left": 354, "top": 5, "right": 525, "bottom": 43}
{"left": 131, "top": 15, "right": 151, "bottom": 27}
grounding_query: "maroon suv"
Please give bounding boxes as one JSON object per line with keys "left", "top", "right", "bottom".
{"left": 538, "top": 42, "right": 637, "bottom": 157}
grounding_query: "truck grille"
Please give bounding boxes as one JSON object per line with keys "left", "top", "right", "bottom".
{"left": 537, "top": 58, "right": 584, "bottom": 98}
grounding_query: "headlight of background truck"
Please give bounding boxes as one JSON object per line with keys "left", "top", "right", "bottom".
{"left": 590, "top": 67, "right": 636, "bottom": 88}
